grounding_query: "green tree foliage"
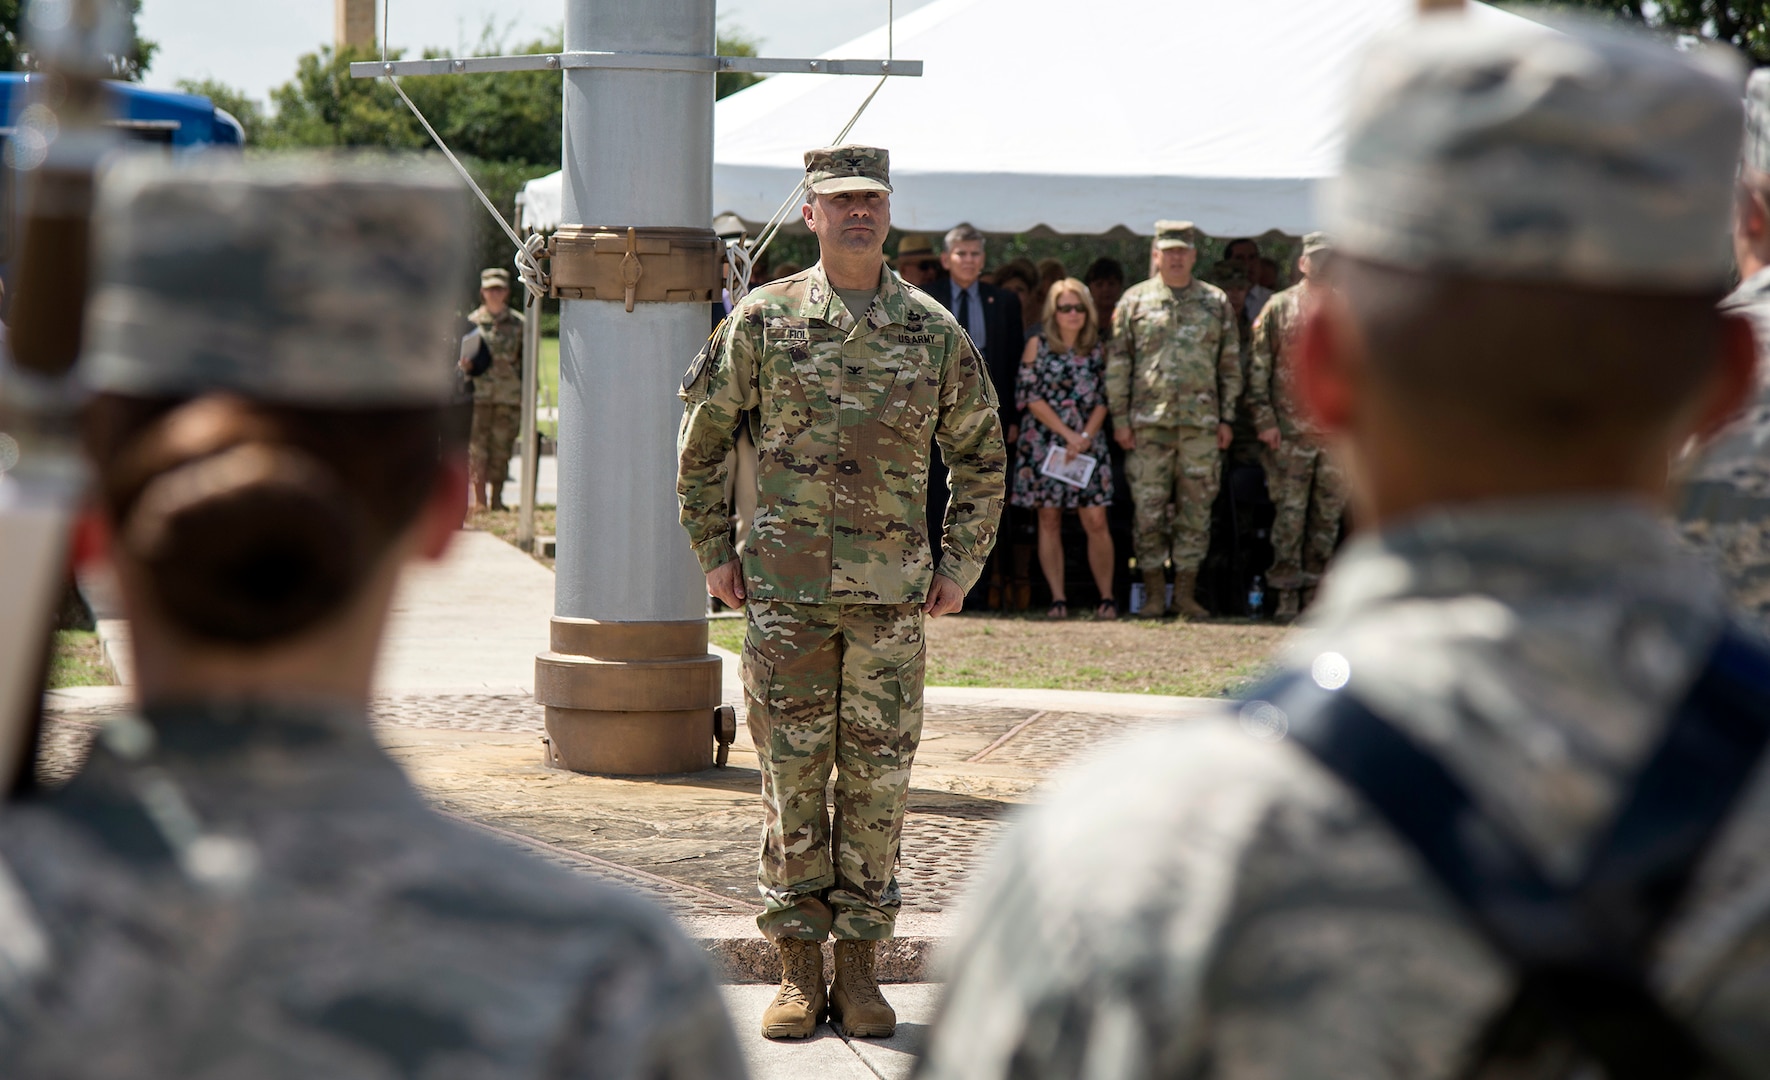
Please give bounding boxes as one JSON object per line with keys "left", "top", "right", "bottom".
{"left": 717, "top": 29, "right": 763, "bottom": 100}
{"left": 1537, "top": 0, "right": 1770, "bottom": 63}
{"left": 175, "top": 77, "right": 263, "bottom": 144}
{"left": 0, "top": 0, "right": 156, "bottom": 79}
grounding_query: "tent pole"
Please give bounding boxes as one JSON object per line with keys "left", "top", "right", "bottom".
{"left": 517, "top": 266, "right": 540, "bottom": 552}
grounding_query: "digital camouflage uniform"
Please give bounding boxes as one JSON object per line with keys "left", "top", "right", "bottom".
{"left": 920, "top": 19, "right": 1768, "bottom": 1080}
{"left": 0, "top": 156, "right": 745, "bottom": 1080}
{"left": 1247, "top": 280, "right": 1349, "bottom": 591}
{"left": 678, "top": 261, "right": 1005, "bottom": 942}
{"left": 1105, "top": 264, "right": 1241, "bottom": 576}
{"left": 1680, "top": 70, "right": 1770, "bottom": 629}
{"left": 466, "top": 302, "right": 525, "bottom": 498}
{"left": 0, "top": 705, "right": 744, "bottom": 1080}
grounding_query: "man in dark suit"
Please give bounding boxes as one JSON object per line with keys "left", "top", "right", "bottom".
{"left": 928, "top": 224, "right": 1025, "bottom": 607}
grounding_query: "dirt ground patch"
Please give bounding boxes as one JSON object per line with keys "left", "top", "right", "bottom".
{"left": 926, "top": 614, "right": 1288, "bottom": 697}
{"left": 472, "top": 521, "right": 1288, "bottom": 698}
{"left": 465, "top": 506, "right": 556, "bottom": 567}
{"left": 713, "top": 612, "right": 1286, "bottom": 698}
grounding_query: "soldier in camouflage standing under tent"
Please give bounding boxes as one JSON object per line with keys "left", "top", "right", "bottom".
{"left": 678, "top": 144, "right": 1004, "bottom": 1043}
{"left": 1106, "top": 219, "right": 1242, "bottom": 619}
{"left": 1681, "top": 67, "right": 1770, "bottom": 625}
{"left": 0, "top": 155, "right": 744, "bottom": 1079}
{"left": 919, "top": 14, "right": 1770, "bottom": 1079}
{"left": 466, "top": 265, "right": 525, "bottom": 510}
{"left": 1247, "top": 231, "right": 1350, "bottom": 622}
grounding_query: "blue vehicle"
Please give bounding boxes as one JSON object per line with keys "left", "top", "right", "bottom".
{"left": 0, "top": 72, "right": 245, "bottom": 149}
{"left": 0, "top": 74, "right": 243, "bottom": 285}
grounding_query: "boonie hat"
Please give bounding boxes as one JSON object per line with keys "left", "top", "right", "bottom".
{"left": 1154, "top": 220, "right": 1197, "bottom": 251}
{"left": 804, "top": 145, "right": 892, "bottom": 195}
{"left": 82, "top": 153, "right": 470, "bottom": 406}
{"left": 1322, "top": 14, "right": 1743, "bottom": 292}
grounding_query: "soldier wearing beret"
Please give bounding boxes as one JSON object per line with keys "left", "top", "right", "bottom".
{"left": 0, "top": 156, "right": 743, "bottom": 1079}
{"left": 1245, "top": 231, "right": 1350, "bottom": 621}
{"left": 1680, "top": 68, "right": 1770, "bottom": 627}
{"left": 1106, "top": 219, "right": 1242, "bottom": 619}
{"left": 920, "top": 16, "right": 1770, "bottom": 1079}
{"left": 678, "top": 144, "right": 1005, "bottom": 1041}
{"left": 464, "top": 265, "right": 525, "bottom": 510}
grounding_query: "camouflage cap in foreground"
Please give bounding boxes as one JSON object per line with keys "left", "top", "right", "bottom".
{"left": 1154, "top": 220, "right": 1197, "bottom": 250}
{"left": 1746, "top": 68, "right": 1770, "bottom": 174}
{"left": 83, "top": 153, "right": 470, "bottom": 406}
{"left": 1322, "top": 15, "right": 1743, "bottom": 292}
{"left": 1302, "top": 231, "right": 1332, "bottom": 257}
{"left": 804, "top": 145, "right": 892, "bottom": 195}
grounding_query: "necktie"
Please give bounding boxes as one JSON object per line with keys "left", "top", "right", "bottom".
{"left": 956, "top": 287, "right": 972, "bottom": 337}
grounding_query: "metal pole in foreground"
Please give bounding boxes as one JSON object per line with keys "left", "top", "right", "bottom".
{"left": 533, "top": 0, "right": 722, "bottom": 773}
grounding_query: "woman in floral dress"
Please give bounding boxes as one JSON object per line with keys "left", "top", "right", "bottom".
{"left": 1013, "top": 277, "right": 1117, "bottom": 619}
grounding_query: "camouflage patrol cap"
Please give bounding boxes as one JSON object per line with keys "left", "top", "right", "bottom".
{"left": 1745, "top": 68, "right": 1770, "bottom": 174}
{"left": 1301, "top": 232, "right": 1332, "bottom": 258}
{"left": 805, "top": 145, "right": 892, "bottom": 195}
{"left": 479, "top": 267, "right": 510, "bottom": 289}
{"left": 1153, "top": 220, "right": 1197, "bottom": 250}
{"left": 83, "top": 154, "right": 469, "bottom": 406}
{"left": 1322, "top": 16, "right": 1744, "bottom": 292}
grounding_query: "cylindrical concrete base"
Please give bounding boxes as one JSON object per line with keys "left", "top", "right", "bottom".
{"left": 534, "top": 617, "right": 722, "bottom": 775}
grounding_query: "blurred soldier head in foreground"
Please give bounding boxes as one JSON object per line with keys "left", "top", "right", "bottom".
{"left": 919, "top": 17, "right": 1770, "bottom": 1080}
{"left": 0, "top": 154, "right": 745, "bottom": 1079}
{"left": 1306, "top": 17, "right": 1753, "bottom": 525}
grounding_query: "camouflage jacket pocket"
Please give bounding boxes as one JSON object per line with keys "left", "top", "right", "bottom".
{"left": 875, "top": 351, "right": 939, "bottom": 440}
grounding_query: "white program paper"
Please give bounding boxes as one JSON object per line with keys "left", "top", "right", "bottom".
{"left": 1040, "top": 444, "right": 1097, "bottom": 489}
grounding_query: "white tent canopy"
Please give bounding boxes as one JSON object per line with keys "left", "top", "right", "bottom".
{"left": 518, "top": 0, "right": 1529, "bottom": 238}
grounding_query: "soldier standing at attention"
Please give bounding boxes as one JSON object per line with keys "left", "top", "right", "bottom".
{"left": 0, "top": 156, "right": 744, "bottom": 1079}
{"left": 1247, "top": 231, "right": 1349, "bottom": 622}
{"left": 678, "top": 145, "right": 1005, "bottom": 1041}
{"left": 1106, "top": 220, "right": 1241, "bottom": 619}
{"left": 919, "top": 16, "right": 1770, "bottom": 1079}
{"left": 1681, "top": 69, "right": 1770, "bottom": 624}
{"left": 465, "top": 266, "right": 524, "bottom": 510}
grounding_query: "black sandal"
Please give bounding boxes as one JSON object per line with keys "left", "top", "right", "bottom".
{"left": 1095, "top": 599, "right": 1118, "bottom": 621}
{"left": 1047, "top": 600, "right": 1069, "bottom": 620}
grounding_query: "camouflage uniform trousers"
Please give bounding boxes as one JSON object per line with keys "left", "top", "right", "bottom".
{"left": 741, "top": 599, "right": 925, "bottom": 942}
{"left": 469, "top": 401, "right": 520, "bottom": 495}
{"left": 1262, "top": 439, "right": 1349, "bottom": 590}
{"left": 1125, "top": 425, "right": 1222, "bottom": 572}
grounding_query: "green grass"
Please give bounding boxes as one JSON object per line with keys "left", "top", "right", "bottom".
{"left": 48, "top": 630, "right": 110, "bottom": 689}
{"left": 538, "top": 334, "right": 559, "bottom": 439}
{"left": 708, "top": 618, "right": 746, "bottom": 655}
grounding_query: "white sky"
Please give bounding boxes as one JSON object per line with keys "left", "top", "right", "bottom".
{"left": 138, "top": 0, "right": 934, "bottom": 108}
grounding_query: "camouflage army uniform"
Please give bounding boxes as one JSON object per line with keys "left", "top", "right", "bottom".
{"left": 0, "top": 157, "right": 746, "bottom": 1078}
{"left": 1105, "top": 275, "right": 1241, "bottom": 576}
{"left": 466, "top": 303, "right": 525, "bottom": 497}
{"left": 921, "top": 17, "right": 1767, "bottom": 1080}
{"left": 0, "top": 704, "right": 745, "bottom": 1080}
{"left": 677, "top": 262, "right": 1005, "bottom": 941}
{"left": 1247, "top": 282, "right": 1348, "bottom": 591}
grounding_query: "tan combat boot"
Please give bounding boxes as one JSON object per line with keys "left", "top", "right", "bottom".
{"left": 760, "top": 938, "right": 826, "bottom": 1039}
{"left": 1136, "top": 571, "right": 1167, "bottom": 618}
{"left": 1172, "top": 569, "right": 1210, "bottom": 620}
{"left": 828, "top": 939, "right": 896, "bottom": 1038}
{"left": 1274, "top": 589, "right": 1301, "bottom": 624}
